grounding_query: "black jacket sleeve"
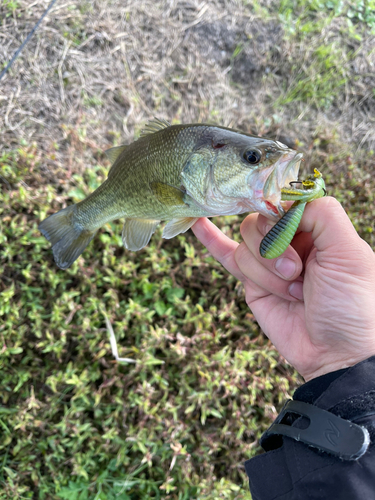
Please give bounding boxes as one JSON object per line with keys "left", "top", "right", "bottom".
{"left": 244, "top": 356, "right": 375, "bottom": 500}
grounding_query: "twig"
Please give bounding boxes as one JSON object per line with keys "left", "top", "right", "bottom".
{"left": 58, "top": 40, "right": 71, "bottom": 104}
{"left": 102, "top": 310, "right": 136, "bottom": 364}
{"left": 0, "top": 0, "right": 59, "bottom": 82}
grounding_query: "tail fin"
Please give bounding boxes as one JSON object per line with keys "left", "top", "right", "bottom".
{"left": 39, "top": 205, "right": 96, "bottom": 269}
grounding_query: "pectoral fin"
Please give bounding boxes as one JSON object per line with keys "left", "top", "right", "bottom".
{"left": 150, "top": 182, "right": 187, "bottom": 206}
{"left": 122, "top": 218, "right": 160, "bottom": 251}
{"left": 163, "top": 217, "right": 199, "bottom": 239}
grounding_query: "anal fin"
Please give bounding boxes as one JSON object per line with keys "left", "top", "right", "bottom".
{"left": 122, "top": 218, "right": 160, "bottom": 251}
{"left": 162, "top": 217, "right": 199, "bottom": 239}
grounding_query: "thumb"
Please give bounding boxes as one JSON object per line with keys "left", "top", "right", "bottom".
{"left": 299, "top": 196, "right": 373, "bottom": 274}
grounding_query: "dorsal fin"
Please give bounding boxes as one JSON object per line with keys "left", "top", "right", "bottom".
{"left": 105, "top": 145, "right": 127, "bottom": 164}
{"left": 140, "top": 117, "right": 171, "bottom": 137}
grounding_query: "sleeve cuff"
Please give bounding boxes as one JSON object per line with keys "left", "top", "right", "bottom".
{"left": 262, "top": 355, "right": 375, "bottom": 453}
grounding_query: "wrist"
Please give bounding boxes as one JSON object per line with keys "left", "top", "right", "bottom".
{"left": 303, "top": 350, "right": 375, "bottom": 382}
{"left": 295, "top": 355, "right": 375, "bottom": 412}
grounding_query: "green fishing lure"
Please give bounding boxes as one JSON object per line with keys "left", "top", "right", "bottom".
{"left": 260, "top": 169, "right": 326, "bottom": 259}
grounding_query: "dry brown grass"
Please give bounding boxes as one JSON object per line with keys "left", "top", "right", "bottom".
{"left": 1, "top": 0, "right": 373, "bottom": 160}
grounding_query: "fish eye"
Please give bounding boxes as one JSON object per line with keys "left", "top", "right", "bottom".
{"left": 243, "top": 150, "right": 261, "bottom": 164}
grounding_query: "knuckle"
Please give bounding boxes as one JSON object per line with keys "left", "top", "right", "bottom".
{"left": 235, "top": 241, "right": 250, "bottom": 265}
{"left": 240, "top": 213, "right": 256, "bottom": 239}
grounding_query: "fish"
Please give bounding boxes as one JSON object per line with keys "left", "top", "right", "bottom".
{"left": 39, "top": 118, "right": 303, "bottom": 269}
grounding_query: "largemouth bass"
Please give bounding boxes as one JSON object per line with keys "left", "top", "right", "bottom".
{"left": 39, "top": 118, "right": 303, "bottom": 269}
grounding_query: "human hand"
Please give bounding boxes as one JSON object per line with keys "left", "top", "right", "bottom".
{"left": 192, "top": 197, "right": 375, "bottom": 381}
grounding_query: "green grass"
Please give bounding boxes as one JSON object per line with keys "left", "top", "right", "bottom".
{"left": 269, "top": 0, "right": 373, "bottom": 108}
{"left": 1, "top": 0, "right": 20, "bottom": 17}
{"left": 2, "top": 120, "right": 374, "bottom": 499}
{"left": 276, "top": 41, "right": 348, "bottom": 108}
{"left": 1, "top": 139, "right": 289, "bottom": 499}
{"left": 279, "top": 0, "right": 375, "bottom": 31}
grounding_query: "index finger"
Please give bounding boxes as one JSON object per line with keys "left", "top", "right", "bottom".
{"left": 191, "top": 218, "right": 247, "bottom": 282}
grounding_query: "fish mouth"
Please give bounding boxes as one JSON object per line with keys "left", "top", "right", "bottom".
{"left": 263, "top": 151, "right": 303, "bottom": 217}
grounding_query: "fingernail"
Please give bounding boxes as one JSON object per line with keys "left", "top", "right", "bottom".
{"left": 275, "top": 258, "right": 296, "bottom": 279}
{"left": 264, "top": 224, "right": 273, "bottom": 235}
{"left": 289, "top": 281, "right": 304, "bottom": 300}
